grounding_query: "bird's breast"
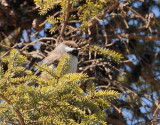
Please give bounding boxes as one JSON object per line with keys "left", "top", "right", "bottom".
{"left": 66, "top": 55, "right": 78, "bottom": 73}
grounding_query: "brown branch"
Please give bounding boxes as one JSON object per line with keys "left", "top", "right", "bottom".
{"left": 4, "top": 120, "right": 17, "bottom": 125}
{"left": 20, "top": 37, "right": 56, "bottom": 51}
{"left": 0, "top": 43, "right": 11, "bottom": 49}
{"left": 111, "top": 103, "right": 131, "bottom": 121}
{"left": 120, "top": 33, "right": 160, "bottom": 41}
{"left": 105, "top": 21, "right": 131, "bottom": 55}
{"left": 0, "top": 94, "right": 25, "bottom": 125}
{"left": 152, "top": 101, "right": 160, "bottom": 125}
{"left": 0, "top": 41, "right": 23, "bottom": 58}
{"left": 98, "top": 33, "right": 160, "bottom": 41}
{"left": 124, "top": 6, "right": 147, "bottom": 22}
{"left": 60, "top": 0, "right": 71, "bottom": 36}
{"left": 122, "top": 17, "right": 129, "bottom": 29}
{"left": 141, "top": 72, "right": 160, "bottom": 90}
{"left": 14, "top": 109, "right": 25, "bottom": 125}
{"left": 89, "top": 1, "right": 120, "bottom": 28}
{"left": 96, "top": 83, "right": 111, "bottom": 89}
{"left": 0, "top": 94, "right": 10, "bottom": 104}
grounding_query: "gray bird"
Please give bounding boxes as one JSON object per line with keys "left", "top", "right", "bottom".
{"left": 36, "top": 41, "right": 80, "bottom": 78}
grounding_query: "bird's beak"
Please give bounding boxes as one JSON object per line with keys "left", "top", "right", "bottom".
{"left": 77, "top": 48, "right": 81, "bottom": 50}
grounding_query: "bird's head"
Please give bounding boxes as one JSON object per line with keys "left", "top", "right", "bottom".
{"left": 55, "top": 41, "right": 80, "bottom": 57}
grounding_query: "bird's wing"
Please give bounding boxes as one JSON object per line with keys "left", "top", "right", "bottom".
{"left": 35, "top": 51, "right": 62, "bottom": 76}
{"left": 42, "top": 51, "right": 62, "bottom": 66}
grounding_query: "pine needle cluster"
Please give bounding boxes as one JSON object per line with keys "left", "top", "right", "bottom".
{"left": 0, "top": 49, "right": 120, "bottom": 124}
{"left": 34, "top": 0, "right": 108, "bottom": 32}
{"left": 89, "top": 45, "right": 124, "bottom": 63}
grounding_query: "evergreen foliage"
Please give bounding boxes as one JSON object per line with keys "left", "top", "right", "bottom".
{"left": 1, "top": 0, "right": 159, "bottom": 124}
{"left": 0, "top": 49, "right": 120, "bottom": 124}
{"left": 34, "top": 0, "right": 108, "bottom": 31}
{"left": 34, "top": 0, "right": 123, "bottom": 64}
{"left": 89, "top": 45, "right": 123, "bottom": 63}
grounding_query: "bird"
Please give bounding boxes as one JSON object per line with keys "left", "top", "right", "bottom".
{"left": 36, "top": 41, "right": 80, "bottom": 79}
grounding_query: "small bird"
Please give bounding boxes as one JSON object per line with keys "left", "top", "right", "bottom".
{"left": 36, "top": 41, "right": 80, "bottom": 78}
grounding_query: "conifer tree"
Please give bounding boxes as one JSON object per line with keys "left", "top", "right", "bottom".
{"left": 0, "top": 0, "right": 160, "bottom": 124}
{"left": 0, "top": 49, "right": 120, "bottom": 124}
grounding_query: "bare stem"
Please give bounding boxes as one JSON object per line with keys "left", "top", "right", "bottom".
{"left": 60, "top": 0, "right": 71, "bottom": 36}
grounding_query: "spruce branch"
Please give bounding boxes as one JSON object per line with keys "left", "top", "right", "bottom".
{"left": 0, "top": 49, "right": 121, "bottom": 124}
{"left": 56, "top": 54, "right": 70, "bottom": 77}
{"left": 0, "top": 94, "right": 25, "bottom": 125}
{"left": 36, "top": 63, "right": 57, "bottom": 78}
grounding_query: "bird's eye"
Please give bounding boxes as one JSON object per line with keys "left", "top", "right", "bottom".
{"left": 69, "top": 45, "right": 72, "bottom": 48}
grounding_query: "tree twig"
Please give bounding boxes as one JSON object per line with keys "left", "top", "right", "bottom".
{"left": 0, "top": 94, "right": 25, "bottom": 125}
{"left": 60, "top": 0, "right": 71, "bottom": 36}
